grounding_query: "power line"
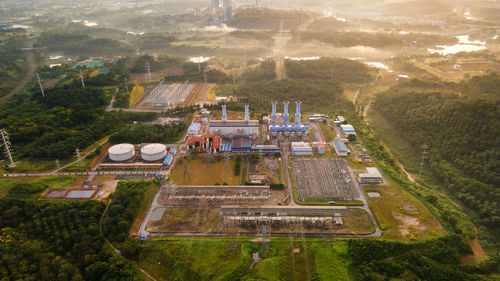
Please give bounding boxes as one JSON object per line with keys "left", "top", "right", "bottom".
{"left": 0, "top": 129, "right": 14, "bottom": 167}
{"left": 419, "top": 144, "right": 430, "bottom": 177}
{"left": 145, "top": 61, "right": 151, "bottom": 85}
{"left": 79, "top": 69, "right": 85, "bottom": 88}
{"left": 36, "top": 72, "right": 45, "bottom": 97}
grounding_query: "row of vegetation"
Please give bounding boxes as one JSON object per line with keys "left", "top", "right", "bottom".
{"left": 0, "top": 181, "right": 144, "bottom": 280}
{"left": 109, "top": 123, "right": 187, "bottom": 144}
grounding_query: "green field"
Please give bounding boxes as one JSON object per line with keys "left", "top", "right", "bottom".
{"left": 364, "top": 185, "right": 446, "bottom": 240}
{"left": 318, "top": 121, "right": 335, "bottom": 143}
{"left": 139, "top": 238, "right": 353, "bottom": 281}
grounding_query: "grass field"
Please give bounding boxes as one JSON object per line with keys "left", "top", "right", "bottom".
{"left": 130, "top": 85, "right": 144, "bottom": 107}
{"left": 139, "top": 238, "right": 353, "bottom": 281}
{"left": 364, "top": 185, "right": 446, "bottom": 240}
{"left": 318, "top": 121, "right": 335, "bottom": 143}
{"left": 170, "top": 157, "right": 240, "bottom": 185}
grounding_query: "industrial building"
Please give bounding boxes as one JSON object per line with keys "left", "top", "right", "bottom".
{"left": 186, "top": 133, "right": 223, "bottom": 153}
{"left": 333, "top": 140, "right": 349, "bottom": 156}
{"left": 291, "top": 142, "right": 313, "bottom": 155}
{"left": 358, "top": 167, "right": 383, "bottom": 184}
{"left": 308, "top": 114, "right": 328, "bottom": 121}
{"left": 341, "top": 124, "right": 356, "bottom": 135}
{"left": 268, "top": 101, "right": 310, "bottom": 138}
{"left": 208, "top": 104, "right": 259, "bottom": 136}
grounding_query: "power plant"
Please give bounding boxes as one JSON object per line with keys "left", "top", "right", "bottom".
{"left": 269, "top": 101, "right": 310, "bottom": 138}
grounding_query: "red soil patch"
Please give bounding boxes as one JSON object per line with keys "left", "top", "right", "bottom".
{"left": 461, "top": 235, "right": 487, "bottom": 263}
{"left": 89, "top": 143, "right": 111, "bottom": 169}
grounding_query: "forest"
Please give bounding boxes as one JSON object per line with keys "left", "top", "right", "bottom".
{"left": 34, "top": 32, "right": 134, "bottom": 57}
{"left": 0, "top": 37, "right": 27, "bottom": 96}
{"left": 240, "top": 59, "right": 276, "bottom": 82}
{"left": 0, "top": 181, "right": 143, "bottom": 280}
{"left": 371, "top": 81, "right": 500, "bottom": 248}
{"left": 234, "top": 79, "right": 350, "bottom": 113}
{"left": 0, "top": 83, "right": 156, "bottom": 160}
{"left": 109, "top": 123, "right": 187, "bottom": 144}
{"left": 285, "top": 57, "right": 373, "bottom": 84}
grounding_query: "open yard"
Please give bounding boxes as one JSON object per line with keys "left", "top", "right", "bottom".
{"left": 139, "top": 238, "right": 353, "bottom": 281}
{"left": 318, "top": 121, "right": 335, "bottom": 143}
{"left": 170, "top": 157, "right": 240, "bottom": 185}
{"left": 364, "top": 185, "right": 446, "bottom": 240}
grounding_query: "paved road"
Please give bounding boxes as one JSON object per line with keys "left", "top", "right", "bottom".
{"left": 280, "top": 141, "right": 297, "bottom": 206}
{"left": 138, "top": 150, "right": 181, "bottom": 236}
{"left": 1, "top": 170, "right": 152, "bottom": 178}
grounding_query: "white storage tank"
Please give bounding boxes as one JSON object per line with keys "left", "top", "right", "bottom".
{"left": 141, "top": 143, "right": 167, "bottom": 161}
{"left": 108, "top": 143, "right": 135, "bottom": 162}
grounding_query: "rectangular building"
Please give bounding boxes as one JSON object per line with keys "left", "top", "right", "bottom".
{"left": 341, "top": 124, "right": 356, "bottom": 135}
{"left": 209, "top": 120, "right": 259, "bottom": 136}
{"left": 291, "top": 142, "right": 313, "bottom": 155}
{"left": 358, "top": 167, "right": 383, "bottom": 185}
{"left": 333, "top": 140, "right": 349, "bottom": 156}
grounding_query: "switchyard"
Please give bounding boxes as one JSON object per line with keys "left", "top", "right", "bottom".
{"left": 292, "top": 158, "right": 359, "bottom": 201}
{"left": 134, "top": 81, "right": 208, "bottom": 110}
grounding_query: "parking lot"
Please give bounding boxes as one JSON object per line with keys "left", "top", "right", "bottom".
{"left": 293, "top": 158, "right": 359, "bottom": 201}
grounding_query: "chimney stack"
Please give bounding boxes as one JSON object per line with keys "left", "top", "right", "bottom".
{"left": 271, "top": 101, "right": 277, "bottom": 124}
{"left": 295, "top": 101, "right": 302, "bottom": 123}
{"left": 283, "top": 101, "right": 289, "bottom": 123}
{"left": 222, "top": 104, "right": 227, "bottom": 121}
{"left": 244, "top": 104, "right": 249, "bottom": 121}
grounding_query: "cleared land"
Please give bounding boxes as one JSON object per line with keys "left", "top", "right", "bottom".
{"left": 363, "top": 185, "right": 446, "bottom": 240}
{"left": 318, "top": 121, "right": 335, "bottom": 143}
{"left": 170, "top": 157, "right": 240, "bottom": 185}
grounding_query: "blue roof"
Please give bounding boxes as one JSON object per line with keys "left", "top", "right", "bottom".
{"left": 334, "top": 140, "right": 348, "bottom": 152}
{"left": 163, "top": 154, "right": 173, "bottom": 165}
{"left": 170, "top": 147, "right": 177, "bottom": 154}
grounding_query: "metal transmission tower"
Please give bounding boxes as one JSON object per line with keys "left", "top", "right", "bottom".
{"left": 124, "top": 78, "right": 129, "bottom": 94}
{"left": 36, "top": 72, "right": 45, "bottom": 97}
{"left": 79, "top": 69, "right": 85, "bottom": 87}
{"left": 145, "top": 61, "right": 151, "bottom": 85}
{"left": 419, "top": 144, "right": 430, "bottom": 177}
{"left": 55, "top": 159, "right": 60, "bottom": 170}
{"left": 0, "top": 129, "right": 14, "bottom": 167}
{"left": 203, "top": 72, "right": 208, "bottom": 83}
{"left": 75, "top": 148, "right": 82, "bottom": 160}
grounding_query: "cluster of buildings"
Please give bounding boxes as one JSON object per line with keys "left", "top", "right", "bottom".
{"left": 186, "top": 104, "right": 281, "bottom": 155}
